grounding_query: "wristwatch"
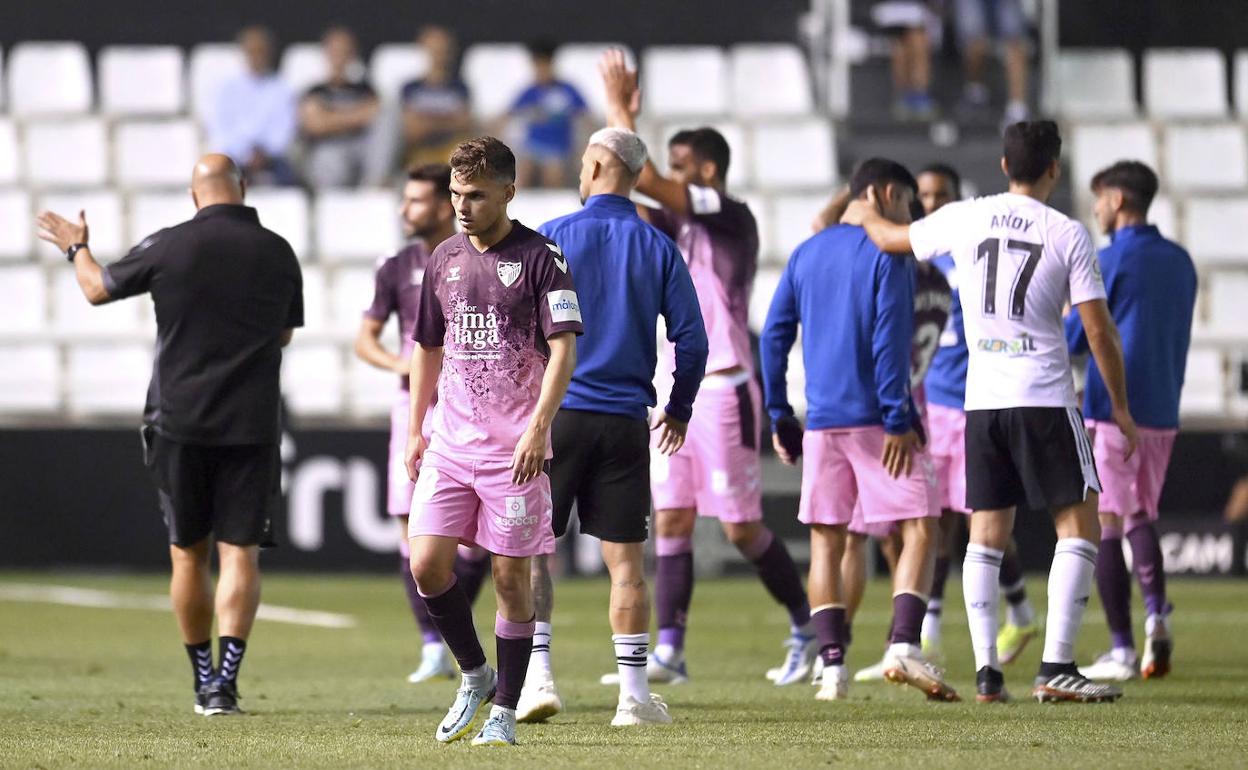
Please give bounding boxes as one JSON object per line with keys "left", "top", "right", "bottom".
{"left": 65, "top": 243, "right": 89, "bottom": 262}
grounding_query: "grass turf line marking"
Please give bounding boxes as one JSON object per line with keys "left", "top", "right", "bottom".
{"left": 0, "top": 583, "right": 357, "bottom": 629}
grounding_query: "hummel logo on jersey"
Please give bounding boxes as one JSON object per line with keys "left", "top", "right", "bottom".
{"left": 447, "top": 266, "right": 462, "bottom": 283}
{"left": 497, "top": 261, "right": 522, "bottom": 287}
{"left": 546, "top": 243, "right": 569, "bottom": 273}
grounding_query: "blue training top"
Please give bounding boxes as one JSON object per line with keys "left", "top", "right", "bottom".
{"left": 924, "top": 253, "right": 968, "bottom": 409}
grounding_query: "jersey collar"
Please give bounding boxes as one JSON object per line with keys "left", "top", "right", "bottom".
{"left": 193, "top": 204, "right": 260, "bottom": 224}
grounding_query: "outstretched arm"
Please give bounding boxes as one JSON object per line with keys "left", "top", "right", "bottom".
{"left": 842, "top": 187, "right": 913, "bottom": 255}
{"left": 36, "top": 210, "right": 110, "bottom": 305}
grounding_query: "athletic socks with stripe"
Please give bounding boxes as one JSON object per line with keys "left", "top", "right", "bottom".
{"left": 1042, "top": 538, "right": 1098, "bottom": 666}
{"left": 185, "top": 640, "right": 214, "bottom": 691}
{"left": 964, "top": 543, "right": 1004, "bottom": 671}
{"left": 613, "top": 632, "right": 650, "bottom": 704}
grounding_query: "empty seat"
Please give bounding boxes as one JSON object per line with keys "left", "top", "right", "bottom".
{"left": 0, "top": 344, "right": 60, "bottom": 413}
{"left": 188, "top": 43, "right": 246, "bottom": 120}
{"left": 0, "top": 118, "right": 18, "bottom": 185}
{"left": 507, "top": 190, "right": 581, "bottom": 230}
{"left": 37, "top": 190, "right": 125, "bottom": 260}
{"left": 23, "top": 119, "right": 109, "bottom": 187}
{"left": 128, "top": 191, "right": 195, "bottom": 247}
{"left": 0, "top": 265, "right": 47, "bottom": 332}
{"left": 659, "top": 121, "right": 750, "bottom": 188}
{"left": 113, "top": 120, "right": 201, "bottom": 188}
{"left": 280, "top": 43, "right": 329, "bottom": 97}
{"left": 369, "top": 43, "right": 430, "bottom": 103}
{"left": 1179, "top": 348, "right": 1225, "bottom": 416}
{"left": 248, "top": 187, "right": 311, "bottom": 257}
{"left": 1054, "top": 48, "right": 1136, "bottom": 119}
{"left": 8, "top": 42, "right": 92, "bottom": 115}
{"left": 730, "top": 44, "right": 813, "bottom": 117}
{"left": 281, "top": 342, "right": 344, "bottom": 416}
{"left": 1183, "top": 197, "right": 1248, "bottom": 264}
{"left": 313, "top": 190, "right": 401, "bottom": 262}
{"left": 66, "top": 343, "right": 152, "bottom": 416}
{"left": 1148, "top": 194, "right": 1177, "bottom": 240}
{"left": 1236, "top": 50, "right": 1248, "bottom": 117}
{"left": 53, "top": 270, "right": 143, "bottom": 336}
{"left": 1207, "top": 271, "right": 1248, "bottom": 335}
{"left": 99, "top": 45, "right": 185, "bottom": 116}
{"left": 769, "top": 191, "right": 828, "bottom": 260}
{"left": 751, "top": 120, "right": 836, "bottom": 189}
{"left": 740, "top": 191, "right": 774, "bottom": 263}
{"left": 643, "top": 46, "right": 729, "bottom": 117}
{"left": 0, "top": 190, "right": 33, "bottom": 260}
{"left": 299, "top": 265, "right": 328, "bottom": 331}
{"left": 1143, "top": 48, "right": 1227, "bottom": 118}
{"left": 1162, "top": 123, "right": 1248, "bottom": 192}
{"left": 462, "top": 43, "right": 534, "bottom": 120}
{"left": 750, "top": 266, "right": 784, "bottom": 333}
{"left": 329, "top": 266, "right": 377, "bottom": 329}
{"left": 553, "top": 44, "right": 634, "bottom": 118}
{"left": 1069, "top": 123, "right": 1157, "bottom": 200}
{"left": 346, "top": 348, "right": 399, "bottom": 417}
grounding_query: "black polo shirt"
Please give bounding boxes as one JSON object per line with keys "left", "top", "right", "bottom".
{"left": 102, "top": 203, "right": 303, "bottom": 446}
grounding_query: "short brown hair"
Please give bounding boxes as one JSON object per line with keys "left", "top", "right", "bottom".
{"left": 1091, "top": 160, "right": 1158, "bottom": 215}
{"left": 407, "top": 163, "right": 452, "bottom": 200}
{"left": 449, "top": 136, "right": 516, "bottom": 184}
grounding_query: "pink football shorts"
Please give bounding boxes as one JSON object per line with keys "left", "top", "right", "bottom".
{"left": 926, "top": 402, "right": 969, "bottom": 513}
{"left": 1087, "top": 420, "right": 1177, "bottom": 520}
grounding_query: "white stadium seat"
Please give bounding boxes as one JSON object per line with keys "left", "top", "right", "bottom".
{"left": 346, "top": 352, "right": 398, "bottom": 418}
{"left": 1069, "top": 123, "right": 1157, "bottom": 201}
{"left": 8, "top": 42, "right": 92, "bottom": 116}
{"left": 369, "top": 43, "right": 430, "bottom": 103}
{"left": 1236, "top": 50, "right": 1248, "bottom": 117}
{"left": 1054, "top": 48, "right": 1136, "bottom": 119}
{"left": 0, "top": 265, "right": 47, "bottom": 333}
{"left": 248, "top": 187, "right": 311, "bottom": 258}
{"left": 462, "top": 44, "right": 534, "bottom": 120}
{"left": 279, "top": 43, "right": 329, "bottom": 98}
{"left": 0, "top": 45, "right": 5, "bottom": 110}
{"left": 1179, "top": 348, "right": 1225, "bottom": 417}
{"left": 282, "top": 342, "right": 345, "bottom": 416}
{"left": 659, "top": 122, "right": 750, "bottom": 189}
{"left": 128, "top": 191, "right": 195, "bottom": 245}
{"left": 66, "top": 343, "right": 152, "bottom": 416}
{"left": 0, "top": 118, "right": 19, "bottom": 185}
{"left": 1183, "top": 196, "right": 1248, "bottom": 264}
{"left": 1143, "top": 48, "right": 1227, "bottom": 118}
{"left": 299, "top": 265, "right": 328, "bottom": 332}
{"left": 730, "top": 44, "right": 813, "bottom": 117}
{"left": 553, "top": 44, "right": 635, "bottom": 118}
{"left": 52, "top": 270, "right": 144, "bottom": 337}
{"left": 507, "top": 189, "right": 581, "bottom": 230}
{"left": 1148, "top": 194, "right": 1178, "bottom": 241}
{"left": 1207, "top": 271, "right": 1248, "bottom": 335}
{"left": 37, "top": 190, "right": 125, "bottom": 260}
{"left": 188, "top": 43, "right": 246, "bottom": 120}
{"left": 23, "top": 119, "right": 109, "bottom": 187}
{"left": 313, "top": 189, "right": 401, "bottom": 262}
{"left": 113, "top": 120, "right": 201, "bottom": 188}
{"left": 643, "top": 46, "right": 729, "bottom": 117}
{"left": 329, "top": 267, "right": 377, "bottom": 330}
{"left": 768, "top": 191, "right": 827, "bottom": 260}
{"left": 0, "top": 344, "right": 60, "bottom": 413}
{"left": 0, "top": 190, "right": 33, "bottom": 260}
{"left": 1162, "top": 124, "right": 1248, "bottom": 192}
{"left": 99, "top": 45, "right": 185, "bottom": 116}
{"left": 750, "top": 266, "right": 783, "bottom": 333}
{"left": 740, "top": 191, "right": 774, "bottom": 264}
{"left": 751, "top": 120, "right": 836, "bottom": 189}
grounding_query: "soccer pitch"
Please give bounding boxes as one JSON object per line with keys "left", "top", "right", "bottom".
{"left": 1, "top": 572, "right": 1246, "bottom": 768}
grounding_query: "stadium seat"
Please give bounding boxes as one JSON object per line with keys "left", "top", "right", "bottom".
{"left": 768, "top": 191, "right": 827, "bottom": 260}
{"left": 462, "top": 43, "right": 534, "bottom": 120}
{"left": 1068, "top": 123, "right": 1157, "bottom": 201}
{"left": 313, "top": 189, "right": 401, "bottom": 263}
{"left": 0, "top": 189, "right": 33, "bottom": 260}
{"left": 52, "top": 270, "right": 143, "bottom": 337}
{"left": 751, "top": 121, "right": 836, "bottom": 189}
{"left": 369, "top": 43, "right": 430, "bottom": 103}
{"left": 0, "top": 344, "right": 60, "bottom": 413}
{"left": 1053, "top": 48, "right": 1136, "bottom": 119}
{"left": 1179, "top": 348, "right": 1225, "bottom": 416}
{"left": 299, "top": 265, "right": 328, "bottom": 332}
{"left": 1148, "top": 194, "right": 1177, "bottom": 240}
{"left": 8, "top": 42, "right": 93, "bottom": 116}
{"left": 554, "top": 44, "right": 635, "bottom": 117}
{"left": 1207, "top": 271, "right": 1248, "bottom": 335}
{"left": 1183, "top": 196, "right": 1248, "bottom": 264}
{"left": 98, "top": 45, "right": 185, "bottom": 116}
{"left": 66, "top": 343, "right": 152, "bottom": 416}
{"left": 113, "top": 120, "right": 201, "bottom": 188}
{"left": 0, "top": 45, "right": 5, "bottom": 110}
{"left": 750, "top": 266, "right": 783, "bottom": 333}
{"left": 282, "top": 342, "right": 345, "bottom": 416}
{"left": 1143, "top": 48, "right": 1227, "bottom": 118}
{"left": 23, "top": 119, "right": 109, "bottom": 187}
{"left": 1162, "top": 124, "right": 1248, "bottom": 192}
{"left": 128, "top": 191, "right": 195, "bottom": 246}
{"left": 0, "top": 118, "right": 19, "bottom": 186}
{"left": 658, "top": 121, "right": 751, "bottom": 189}
{"left": 248, "top": 187, "right": 311, "bottom": 258}
{"left": 279, "top": 43, "right": 329, "bottom": 98}
{"left": 729, "top": 44, "right": 813, "bottom": 117}
{"left": 36, "top": 190, "right": 125, "bottom": 260}
{"left": 188, "top": 43, "right": 246, "bottom": 120}
{"left": 346, "top": 349, "right": 398, "bottom": 418}
{"left": 329, "top": 266, "right": 376, "bottom": 330}
{"left": 0, "top": 265, "right": 47, "bottom": 333}
{"left": 1236, "top": 51, "right": 1248, "bottom": 116}
{"left": 642, "top": 46, "right": 729, "bottom": 117}
{"left": 739, "top": 191, "right": 774, "bottom": 264}
{"left": 507, "top": 189, "right": 582, "bottom": 229}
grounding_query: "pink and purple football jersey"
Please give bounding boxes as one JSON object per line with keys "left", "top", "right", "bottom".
{"left": 364, "top": 242, "right": 430, "bottom": 391}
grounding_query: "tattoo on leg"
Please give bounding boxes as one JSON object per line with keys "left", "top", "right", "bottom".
{"left": 532, "top": 556, "right": 554, "bottom": 622}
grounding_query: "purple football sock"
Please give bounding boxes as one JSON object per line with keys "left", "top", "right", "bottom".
{"left": 655, "top": 537, "right": 694, "bottom": 651}
{"left": 1126, "top": 522, "right": 1169, "bottom": 618}
{"left": 402, "top": 560, "right": 442, "bottom": 644}
{"left": 930, "top": 557, "right": 950, "bottom": 603}
{"left": 454, "top": 550, "right": 491, "bottom": 606}
{"left": 420, "top": 575, "right": 486, "bottom": 672}
{"left": 1096, "top": 537, "right": 1135, "bottom": 650}
{"left": 741, "top": 529, "right": 811, "bottom": 629}
{"left": 999, "top": 549, "right": 1029, "bottom": 606}
{"left": 811, "top": 606, "right": 847, "bottom": 666}
{"left": 494, "top": 614, "right": 534, "bottom": 709}
{"left": 889, "top": 592, "right": 926, "bottom": 646}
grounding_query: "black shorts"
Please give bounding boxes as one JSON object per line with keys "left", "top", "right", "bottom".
{"left": 142, "top": 427, "right": 279, "bottom": 547}
{"left": 550, "top": 409, "right": 651, "bottom": 543}
{"left": 965, "top": 406, "right": 1102, "bottom": 512}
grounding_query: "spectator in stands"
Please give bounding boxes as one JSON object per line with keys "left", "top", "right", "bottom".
{"left": 505, "top": 40, "right": 588, "bottom": 188}
{"left": 400, "top": 26, "right": 474, "bottom": 169}
{"left": 299, "top": 26, "right": 386, "bottom": 189}
{"left": 210, "top": 25, "right": 299, "bottom": 186}
{"left": 872, "top": 1, "right": 935, "bottom": 120}
{"left": 954, "top": 0, "right": 1030, "bottom": 125}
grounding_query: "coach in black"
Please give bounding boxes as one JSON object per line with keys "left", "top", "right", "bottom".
{"left": 36, "top": 154, "right": 303, "bottom": 717}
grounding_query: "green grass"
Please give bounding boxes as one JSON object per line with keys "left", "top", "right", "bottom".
{"left": 1, "top": 571, "right": 1247, "bottom": 769}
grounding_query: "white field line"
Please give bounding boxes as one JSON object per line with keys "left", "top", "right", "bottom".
{"left": 0, "top": 583, "right": 356, "bottom": 629}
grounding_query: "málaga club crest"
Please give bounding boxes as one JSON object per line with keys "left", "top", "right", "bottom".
{"left": 497, "top": 261, "right": 522, "bottom": 287}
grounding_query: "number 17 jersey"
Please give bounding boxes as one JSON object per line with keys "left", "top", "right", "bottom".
{"left": 909, "top": 192, "right": 1106, "bottom": 412}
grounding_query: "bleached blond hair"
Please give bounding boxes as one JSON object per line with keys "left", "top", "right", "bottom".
{"left": 588, "top": 127, "right": 648, "bottom": 175}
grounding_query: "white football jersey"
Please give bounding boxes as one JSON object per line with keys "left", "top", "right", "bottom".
{"left": 909, "top": 192, "right": 1106, "bottom": 411}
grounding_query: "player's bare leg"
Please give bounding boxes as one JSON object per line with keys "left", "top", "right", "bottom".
{"left": 202, "top": 542, "right": 260, "bottom": 716}
{"left": 650, "top": 507, "right": 696, "bottom": 683}
{"left": 517, "top": 553, "right": 556, "bottom": 719}
{"left": 965, "top": 507, "right": 1014, "bottom": 702}
{"left": 400, "top": 515, "right": 455, "bottom": 683}
{"left": 843, "top": 531, "right": 890, "bottom": 684}
{"left": 170, "top": 539, "right": 215, "bottom": 714}
{"left": 883, "top": 517, "right": 958, "bottom": 701}
{"left": 602, "top": 541, "right": 671, "bottom": 726}
{"left": 809, "top": 524, "right": 849, "bottom": 700}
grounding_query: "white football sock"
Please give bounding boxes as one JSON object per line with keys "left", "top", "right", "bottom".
{"left": 526, "top": 621, "right": 553, "bottom": 684}
{"left": 921, "top": 601, "right": 942, "bottom": 647}
{"left": 1042, "top": 538, "right": 1098, "bottom": 664}
{"left": 964, "top": 543, "right": 1005, "bottom": 671}
{"left": 654, "top": 642, "right": 682, "bottom": 665}
{"left": 613, "top": 632, "right": 650, "bottom": 704}
{"left": 1006, "top": 594, "right": 1037, "bottom": 627}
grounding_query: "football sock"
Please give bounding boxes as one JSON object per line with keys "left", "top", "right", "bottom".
{"left": 185, "top": 640, "right": 213, "bottom": 691}
{"left": 1042, "top": 538, "right": 1098, "bottom": 665}
{"left": 999, "top": 549, "right": 1036, "bottom": 626}
{"left": 1095, "top": 534, "right": 1135, "bottom": 651}
{"left": 922, "top": 599, "right": 943, "bottom": 647}
{"left": 420, "top": 575, "right": 487, "bottom": 673}
{"left": 527, "top": 621, "right": 553, "bottom": 684}
{"left": 613, "top": 632, "right": 650, "bottom": 704}
{"left": 888, "top": 592, "right": 927, "bottom": 646}
{"left": 1125, "top": 520, "right": 1170, "bottom": 619}
{"left": 740, "top": 528, "right": 812, "bottom": 631}
{"left": 402, "top": 559, "right": 441, "bottom": 644}
{"left": 454, "top": 549, "right": 491, "bottom": 606}
{"left": 810, "top": 605, "right": 847, "bottom": 667}
{"left": 494, "top": 614, "right": 534, "bottom": 710}
{"left": 964, "top": 543, "right": 1004, "bottom": 671}
{"left": 217, "top": 636, "right": 246, "bottom": 687}
{"left": 930, "top": 556, "right": 950, "bottom": 601}
{"left": 655, "top": 536, "right": 693, "bottom": 653}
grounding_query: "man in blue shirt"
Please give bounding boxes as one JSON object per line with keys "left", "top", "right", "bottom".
{"left": 507, "top": 40, "right": 588, "bottom": 188}
{"left": 761, "top": 158, "right": 955, "bottom": 703}
{"left": 1066, "top": 161, "right": 1197, "bottom": 683}
{"left": 209, "top": 26, "right": 298, "bottom": 186}
{"left": 516, "top": 127, "right": 707, "bottom": 727}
